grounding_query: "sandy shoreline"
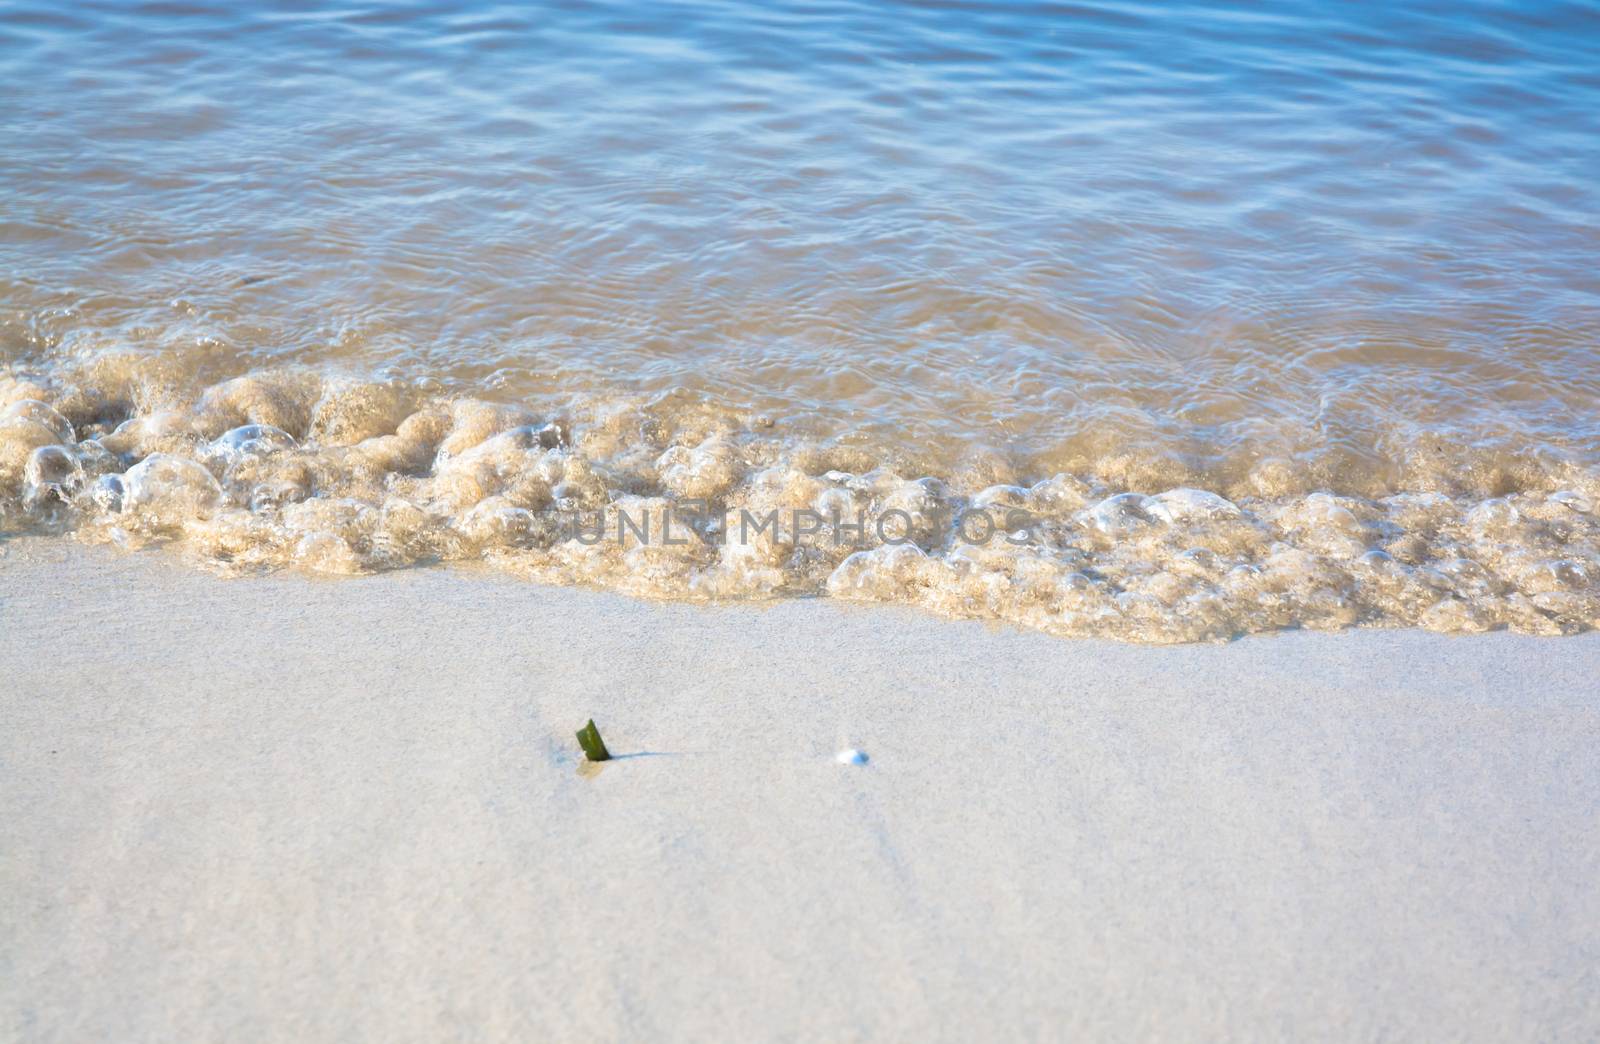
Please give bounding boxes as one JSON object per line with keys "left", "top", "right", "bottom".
{"left": 3, "top": 538, "right": 1598, "bottom": 1040}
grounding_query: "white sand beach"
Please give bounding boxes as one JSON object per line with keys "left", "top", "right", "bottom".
{"left": 3, "top": 538, "right": 1598, "bottom": 1041}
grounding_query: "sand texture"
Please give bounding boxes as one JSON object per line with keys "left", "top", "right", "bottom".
{"left": 3, "top": 540, "right": 1598, "bottom": 1041}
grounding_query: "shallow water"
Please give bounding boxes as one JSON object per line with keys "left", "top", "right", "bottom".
{"left": 3, "top": 0, "right": 1599, "bottom": 640}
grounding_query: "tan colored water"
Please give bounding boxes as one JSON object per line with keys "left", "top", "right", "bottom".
{"left": 3, "top": 1, "right": 1598, "bottom": 640}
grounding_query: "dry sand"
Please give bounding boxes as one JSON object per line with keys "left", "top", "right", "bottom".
{"left": 2, "top": 538, "right": 1598, "bottom": 1041}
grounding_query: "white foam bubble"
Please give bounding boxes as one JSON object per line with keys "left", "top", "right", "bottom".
{"left": 121, "top": 454, "right": 223, "bottom": 527}
{"left": 0, "top": 366, "right": 1595, "bottom": 642}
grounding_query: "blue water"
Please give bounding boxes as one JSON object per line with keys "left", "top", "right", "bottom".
{"left": 4, "top": 2, "right": 1598, "bottom": 442}
{"left": 3, "top": 1, "right": 1600, "bottom": 637}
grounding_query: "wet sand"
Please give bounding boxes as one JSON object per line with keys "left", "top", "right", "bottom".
{"left": 2, "top": 539, "right": 1598, "bottom": 1041}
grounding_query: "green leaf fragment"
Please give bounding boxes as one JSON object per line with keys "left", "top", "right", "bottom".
{"left": 576, "top": 719, "right": 611, "bottom": 762}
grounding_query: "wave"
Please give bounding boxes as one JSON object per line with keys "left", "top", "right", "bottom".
{"left": 3, "top": 358, "right": 1597, "bottom": 643}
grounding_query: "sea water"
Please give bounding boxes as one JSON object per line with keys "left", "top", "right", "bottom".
{"left": 3, "top": 0, "right": 1598, "bottom": 641}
